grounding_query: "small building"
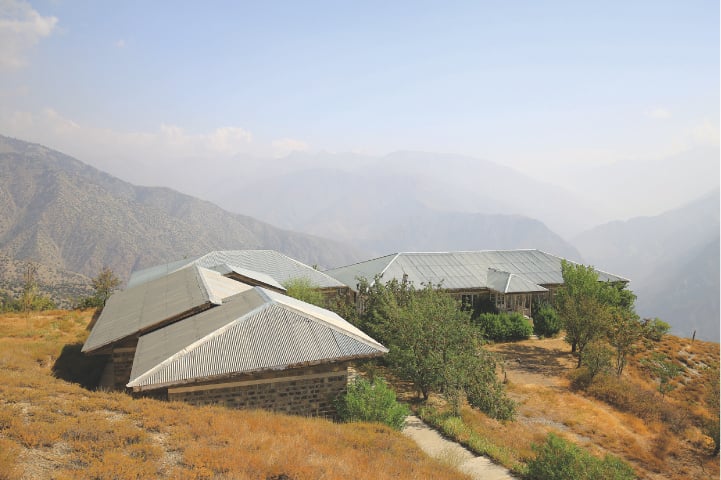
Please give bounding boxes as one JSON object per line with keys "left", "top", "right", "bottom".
{"left": 325, "top": 250, "right": 629, "bottom": 317}
{"left": 83, "top": 253, "right": 387, "bottom": 417}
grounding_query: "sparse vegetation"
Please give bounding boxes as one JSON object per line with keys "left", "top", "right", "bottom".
{"left": 0, "top": 310, "right": 472, "bottom": 480}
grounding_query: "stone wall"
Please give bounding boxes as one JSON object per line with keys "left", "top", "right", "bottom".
{"left": 111, "top": 345, "right": 136, "bottom": 390}
{"left": 167, "top": 363, "right": 349, "bottom": 418}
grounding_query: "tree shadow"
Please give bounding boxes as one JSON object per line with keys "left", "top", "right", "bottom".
{"left": 52, "top": 343, "right": 108, "bottom": 390}
{"left": 493, "top": 343, "right": 575, "bottom": 378}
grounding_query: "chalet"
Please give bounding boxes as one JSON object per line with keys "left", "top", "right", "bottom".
{"left": 83, "top": 251, "right": 386, "bottom": 417}
{"left": 325, "top": 250, "right": 629, "bottom": 317}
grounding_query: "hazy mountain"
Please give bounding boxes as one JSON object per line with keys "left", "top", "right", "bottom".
{"left": 0, "top": 135, "right": 363, "bottom": 292}
{"left": 572, "top": 189, "right": 720, "bottom": 341}
{"left": 203, "top": 151, "right": 604, "bottom": 239}
{"left": 557, "top": 146, "right": 720, "bottom": 222}
{"left": 204, "top": 158, "right": 588, "bottom": 258}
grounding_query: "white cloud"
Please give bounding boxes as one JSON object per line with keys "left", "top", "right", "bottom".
{"left": 271, "top": 137, "right": 310, "bottom": 157}
{"left": 0, "top": 0, "right": 58, "bottom": 69}
{"left": 114, "top": 39, "right": 125, "bottom": 48}
{"left": 646, "top": 107, "right": 672, "bottom": 120}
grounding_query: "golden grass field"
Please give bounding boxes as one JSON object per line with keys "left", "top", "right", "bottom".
{"left": 0, "top": 310, "right": 470, "bottom": 480}
{"left": 1, "top": 309, "right": 718, "bottom": 479}
{"left": 418, "top": 335, "right": 719, "bottom": 480}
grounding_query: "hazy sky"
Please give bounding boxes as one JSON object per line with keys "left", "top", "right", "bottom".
{"left": 1, "top": 0, "right": 719, "bottom": 184}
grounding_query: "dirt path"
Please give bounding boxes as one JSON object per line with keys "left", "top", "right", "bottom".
{"left": 402, "top": 415, "right": 516, "bottom": 480}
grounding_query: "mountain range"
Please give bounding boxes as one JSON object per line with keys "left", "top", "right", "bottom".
{"left": 0, "top": 134, "right": 718, "bottom": 341}
{"left": 0, "top": 135, "right": 363, "bottom": 292}
{"left": 573, "top": 189, "right": 720, "bottom": 341}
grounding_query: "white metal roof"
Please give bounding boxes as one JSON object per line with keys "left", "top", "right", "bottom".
{"left": 82, "top": 265, "right": 250, "bottom": 354}
{"left": 127, "top": 287, "right": 387, "bottom": 390}
{"left": 127, "top": 250, "right": 345, "bottom": 289}
{"left": 325, "top": 250, "right": 628, "bottom": 292}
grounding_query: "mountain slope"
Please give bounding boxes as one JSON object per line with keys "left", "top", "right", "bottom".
{"left": 0, "top": 135, "right": 363, "bottom": 287}
{"left": 572, "top": 189, "right": 720, "bottom": 340}
{"left": 209, "top": 165, "right": 584, "bottom": 260}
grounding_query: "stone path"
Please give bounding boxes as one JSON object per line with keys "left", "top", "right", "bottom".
{"left": 402, "top": 415, "right": 516, "bottom": 480}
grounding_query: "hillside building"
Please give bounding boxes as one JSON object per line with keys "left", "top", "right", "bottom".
{"left": 325, "top": 250, "right": 629, "bottom": 317}
{"left": 83, "top": 250, "right": 386, "bottom": 417}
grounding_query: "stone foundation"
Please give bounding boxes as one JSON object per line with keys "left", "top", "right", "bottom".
{"left": 167, "top": 363, "right": 349, "bottom": 418}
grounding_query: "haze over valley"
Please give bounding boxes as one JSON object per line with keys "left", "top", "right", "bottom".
{"left": 0, "top": 0, "right": 718, "bottom": 343}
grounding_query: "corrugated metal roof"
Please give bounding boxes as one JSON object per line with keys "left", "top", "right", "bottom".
{"left": 209, "top": 263, "right": 286, "bottom": 292}
{"left": 127, "top": 250, "right": 344, "bottom": 288}
{"left": 82, "top": 266, "right": 249, "bottom": 354}
{"left": 325, "top": 250, "right": 628, "bottom": 292}
{"left": 486, "top": 268, "right": 547, "bottom": 294}
{"left": 127, "top": 287, "right": 387, "bottom": 390}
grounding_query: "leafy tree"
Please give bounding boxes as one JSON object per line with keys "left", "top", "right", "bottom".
{"left": 641, "top": 318, "right": 670, "bottom": 342}
{"left": 91, "top": 267, "right": 121, "bottom": 307}
{"left": 283, "top": 277, "right": 326, "bottom": 308}
{"left": 580, "top": 341, "right": 613, "bottom": 380}
{"left": 335, "top": 376, "right": 409, "bottom": 430}
{"left": 554, "top": 261, "right": 612, "bottom": 367}
{"left": 357, "top": 277, "right": 514, "bottom": 420}
{"left": 606, "top": 308, "right": 644, "bottom": 376}
{"left": 532, "top": 301, "right": 562, "bottom": 338}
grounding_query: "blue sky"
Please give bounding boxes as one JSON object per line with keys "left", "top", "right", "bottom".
{"left": 1, "top": 1, "right": 718, "bottom": 181}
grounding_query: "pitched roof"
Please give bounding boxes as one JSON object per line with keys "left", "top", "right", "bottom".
{"left": 325, "top": 250, "right": 628, "bottom": 292}
{"left": 127, "top": 287, "right": 387, "bottom": 391}
{"left": 127, "top": 250, "right": 344, "bottom": 289}
{"left": 486, "top": 268, "right": 547, "bottom": 294}
{"left": 209, "top": 263, "right": 286, "bottom": 292}
{"left": 82, "top": 266, "right": 251, "bottom": 354}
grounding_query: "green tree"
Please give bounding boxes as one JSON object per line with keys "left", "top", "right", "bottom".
{"left": 641, "top": 352, "right": 684, "bottom": 397}
{"left": 283, "top": 277, "right": 326, "bottom": 307}
{"left": 358, "top": 278, "right": 514, "bottom": 420}
{"left": 20, "top": 262, "right": 39, "bottom": 316}
{"left": 606, "top": 308, "right": 644, "bottom": 376}
{"left": 554, "top": 261, "right": 612, "bottom": 367}
{"left": 91, "top": 267, "right": 121, "bottom": 307}
{"left": 532, "top": 301, "right": 562, "bottom": 338}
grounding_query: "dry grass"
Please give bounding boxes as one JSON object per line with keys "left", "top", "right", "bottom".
{"left": 406, "top": 335, "right": 719, "bottom": 479}
{"left": 0, "top": 310, "right": 470, "bottom": 480}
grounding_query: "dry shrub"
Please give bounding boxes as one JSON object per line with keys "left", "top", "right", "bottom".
{"left": 0, "top": 438, "right": 24, "bottom": 480}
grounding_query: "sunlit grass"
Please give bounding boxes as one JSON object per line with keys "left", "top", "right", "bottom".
{"left": 0, "top": 310, "right": 470, "bottom": 480}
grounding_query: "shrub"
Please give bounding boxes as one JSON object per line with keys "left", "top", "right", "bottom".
{"left": 642, "top": 318, "right": 670, "bottom": 342}
{"left": 466, "top": 380, "right": 516, "bottom": 421}
{"left": 335, "top": 377, "right": 409, "bottom": 430}
{"left": 581, "top": 341, "right": 613, "bottom": 380}
{"left": 527, "top": 433, "right": 636, "bottom": 480}
{"left": 532, "top": 303, "right": 562, "bottom": 338}
{"left": 476, "top": 312, "right": 533, "bottom": 342}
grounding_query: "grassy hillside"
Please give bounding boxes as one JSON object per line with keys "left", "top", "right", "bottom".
{"left": 0, "top": 135, "right": 363, "bottom": 289}
{"left": 0, "top": 310, "right": 467, "bottom": 480}
{"left": 412, "top": 336, "right": 719, "bottom": 479}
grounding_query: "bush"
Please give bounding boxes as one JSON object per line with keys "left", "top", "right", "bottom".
{"left": 581, "top": 341, "right": 613, "bottom": 379}
{"left": 528, "top": 433, "right": 636, "bottom": 480}
{"left": 335, "top": 377, "right": 409, "bottom": 430}
{"left": 466, "top": 380, "right": 516, "bottom": 421}
{"left": 641, "top": 318, "right": 670, "bottom": 342}
{"left": 533, "top": 303, "right": 562, "bottom": 338}
{"left": 475, "top": 312, "right": 533, "bottom": 342}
